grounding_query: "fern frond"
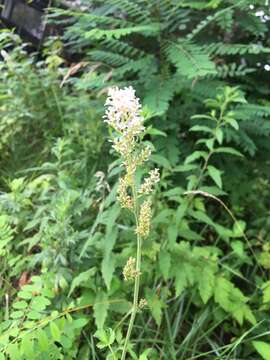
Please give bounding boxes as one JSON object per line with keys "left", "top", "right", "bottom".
{"left": 85, "top": 24, "right": 160, "bottom": 40}
{"left": 0, "top": 215, "right": 14, "bottom": 253}
{"left": 186, "top": 2, "right": 243, "bottom": 40}
{"left": 216, "top": 63, "right": 256, "bottom": 78}
{"left": 206, "top": 43, "right": 270, "bottom": 56}
{"left": 143, "top": 76, "right": 180, "bottom": 115}
{"left": 101, "top": 39, "right": 146, "bottom": 58}
{"left": 88, "top": 50, "right": 129, "bottom": 67}
{"left": 108, "top": 0, "right": 151, "bottom": 23}
{"left": 234, "top": 104, "right": 270, "bottom": 120}
{"left": 166, "top": 40, "right": 216, "bottom": 79}
{"left": 114, "top": 56, "right": 157, "bottom": 80}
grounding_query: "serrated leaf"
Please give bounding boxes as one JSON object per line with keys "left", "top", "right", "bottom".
{"left": 159, "top": 250, "right": 171, "bottom": 280}
{"left": 174, "top": 270, "right": 187, "bottom": 297}
{"left": 199, "top": 267, "right": 215, "bottom": 303}
{"left": 68, "top": 268, "right": 96, "bottom": 297}
{"left": 102, "top": 254, "right": 115, "bottom": 290}
{"left": 207, "top": 165, "right": 222, "bottom": 188}
{"left": 253, "top": 341, "right": 270, "bottom": 360}
{"left": 145, "top": 288, "right": 163, "bottom": 326}
{"left": 94, "top": 328, "right": 115, "bottom": 349}
{"left": 94, "top": 292, "right": 109, "bottom": 329}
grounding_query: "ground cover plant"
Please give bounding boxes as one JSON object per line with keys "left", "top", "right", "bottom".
{"left": 0, "top": 0, "right": 270, "bottom": 359}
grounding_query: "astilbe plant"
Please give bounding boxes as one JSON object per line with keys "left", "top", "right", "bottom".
{"left": 104, "top": 86, "right": 159, "bottom": 360}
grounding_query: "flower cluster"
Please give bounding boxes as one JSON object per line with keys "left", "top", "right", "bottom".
{"left": 139, "top": 168, "right": 160, "bottom": 195}
{"left": 136, "top": 199, "right": 152, "bottom": 238}
{"left": 104, "top": 86, "right": 144, "bottom": 136}
{"left": 138, "top": 298, "right": 147, "bottom": 309}
{"left": 117, "top": 177, "right": 133, "bottom": 210}
{"left": 123, "top": 257, "right": 139, "bottom": 281}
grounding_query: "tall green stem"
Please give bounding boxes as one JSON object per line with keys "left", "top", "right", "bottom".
{"left": 121, "top": 180, "right": 142, "bottom": 360}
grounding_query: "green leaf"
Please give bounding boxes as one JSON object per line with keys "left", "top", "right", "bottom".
{"left": 159, "top": 250, "right": 171, "bottom": 280}
{"left": 145, "top": 288, "right": 163, "bottom": 326}
{"left": 50, "top": 322, "right": 61, "bottom": 342}
{"left": 27, "top": 311, "right": 42, "bottom": 320}
{"left": 21, "top": 334, "right": 34, "bottom": 358}
{"left": 37, "top": 329, "right": 50, "bottom": 352}
{"left": 18, "top": 290, "right": 32, "bottom": 300}
{"left": 207, "top": 165, "right": 222, "bottom": 188}
{"left": 262, "top": 281, "right": 270, "bottom": 304}
{"left": 6, "top": 343, "right": 20, "bottom": 360}
{"left": 151, "top": 154, "right": 171, "bottom": 169}
{"left": 173, "top": 164, "right": 197, "bottom": 172}
{"left": 139, "top": 349, "right": 152, "bottom": 360}
{"left": 226, "top": 117, "right": 239, "bottom": 130}
{"left": 68, "top": 268, "right": 96, "bottom": 296}
{"left": 94, "top": 328, "right": 115, "bottom": 349}
{"left": 199, "top": 267, "right": 215, "bottom": 303}
{"left": 189, "top": 125, "right": 213, "bottom": 133}
{"left": 253, "top": 341, "right": 270, "bottom": 360}
{"left": 185, "top": 151, "right": 207, "bottom": 164}
{"left": 94, "top": 292, "right": 109, "bottom": 329}
{"left": 147, "top": 127, "right": 167, "bottom": 137}
{"left": 12, "top": 301, "right": 28, "bottom": 310}
{"left": 174, "top": 270, "right": 187, "bottom": 297}
{"left": 10, "top": 311, "right": 24, "bottom": 319}
{"left": 214, "top": 147, "right": 243, "bottom": 157}
{"left": 176, "top": 199, "right": 189, "bottom": 226}
{"left": 216, "top": 128, "right": 223, "bottom": 144}
{"left": 31, "top": 296, "right": 50, "bottom": 312}
{"left": 102, "top": 254, "right": 115, "bottom": 290}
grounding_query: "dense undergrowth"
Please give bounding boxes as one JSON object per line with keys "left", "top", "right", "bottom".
{"left": 0, "top": 0, "right": 270, "bottom": 359}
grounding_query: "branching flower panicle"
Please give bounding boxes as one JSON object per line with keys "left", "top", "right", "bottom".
{"left": 104, "top": 86, "right": 159, "bottom": 360}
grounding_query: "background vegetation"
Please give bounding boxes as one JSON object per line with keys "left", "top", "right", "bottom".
{"left": 0, "top": 0, "right": 270, "bottom": 358}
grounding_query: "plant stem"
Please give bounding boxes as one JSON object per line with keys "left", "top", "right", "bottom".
{"left": 121, "top": 180, "right": 142, "bottom": 360}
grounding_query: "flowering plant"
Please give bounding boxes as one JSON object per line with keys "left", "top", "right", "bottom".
{"left": 104, "top": 86, "right": 160, "bottom": 360}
